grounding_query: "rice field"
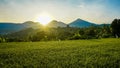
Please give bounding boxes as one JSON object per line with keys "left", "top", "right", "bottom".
{"left": 0, "top": 38, "right": 120, "bottom": 68}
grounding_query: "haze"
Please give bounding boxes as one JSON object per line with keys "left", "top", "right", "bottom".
{"left": 0, "top": 0, "right": 120, "bottom": 24}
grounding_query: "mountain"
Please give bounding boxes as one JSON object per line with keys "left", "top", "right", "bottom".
{"left": 47, "top": 20, "right": 67, "bottom": 27}
{"left": 0, "top": 21, "right": 41, "bottom": 35}
{"left": 22, "top": 21, "right": 42, "bottom": 29}
{"left": 0, "top": 19, "right": 111, "bottom": 35}
{"left": 69, "top": 18, "right": 96, "bottom": 28}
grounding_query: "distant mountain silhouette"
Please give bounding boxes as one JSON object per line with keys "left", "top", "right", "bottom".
{"left": 0, "top": 21, "right": 41, "bottom": 34}
{"left": 0, "top": 19, "right": 110, "bottom": 35}
{"left": 69, "top": 18, "right": 96, "bottom": 28}
{"left": 22, "top": 21, "right": 42, "bottom": 29}
{"left": 47, "top": 20, "right": 67, "bottom": 27}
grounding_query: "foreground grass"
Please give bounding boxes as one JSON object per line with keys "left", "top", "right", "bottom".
{"left": 0, "top": 38, "right": 120, "bottom": 68}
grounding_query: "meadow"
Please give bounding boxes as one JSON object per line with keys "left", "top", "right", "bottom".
{"left": 0, "top": 38, "right": 120, "bottom": 68}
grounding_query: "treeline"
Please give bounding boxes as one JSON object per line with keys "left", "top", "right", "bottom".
{"left": 0, "top": 19, "right": 120, "bottom": 42}
{"left": 0, "top": 25, "right": 112, "bottom": 42}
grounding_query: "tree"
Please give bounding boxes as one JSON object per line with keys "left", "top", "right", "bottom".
{"left": 111, "top": 19, "right": 120, "bottom": 38}
{"left": 101, "top": 24, "right": 112, "bottom": 38}
{"left": 31, "top": 31, "right": 46, "bottom": 41}
{"left": 84, "top": 26, "right": 97, "bottom": 39}
{"left": 0, "top": 37, "right": 6, "bottom": 43}
{"left": 79, "top": 29, "right": 85, "bottom": 35}
{"left": 71, "top": 33, "right": 81, "bottom": 40}
{"left": 118, "top": 19, "right": 120, "bottom": 37}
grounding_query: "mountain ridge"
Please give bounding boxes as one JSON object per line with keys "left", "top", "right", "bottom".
{"left": 0, "top": 18, "right": 110, "bottom": 34}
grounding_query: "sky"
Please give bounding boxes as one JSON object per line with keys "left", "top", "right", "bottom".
{"left": 0, "top": 0, "right": 120, "bottom": 24}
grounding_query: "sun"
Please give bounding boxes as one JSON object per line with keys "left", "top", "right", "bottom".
{"left": 35, "top": 13, "right": 53, "bottom": 25}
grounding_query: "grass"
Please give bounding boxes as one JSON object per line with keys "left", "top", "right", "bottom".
{"left": 0, "top": 38, "right": 120, "bottom": 68}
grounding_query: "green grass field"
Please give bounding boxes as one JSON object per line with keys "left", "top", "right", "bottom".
{"left": 0, "top": 38, "right": 120, "bottom": 68}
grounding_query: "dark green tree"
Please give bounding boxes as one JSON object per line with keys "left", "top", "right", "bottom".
{"left": 31, "top": 31, "right": 46, "bottom": 41}
{"left": 102, "top": 24, "right": 111, "bottom": 38}
{"left": 111, "top": 19, "right": 120, "bottom": 38}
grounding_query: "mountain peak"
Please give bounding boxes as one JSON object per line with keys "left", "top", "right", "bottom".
{"left": 50, "top": 20, "right": 58, "bottom": 23}
{"left": 47, "top": 20, "right": 67, "bottom": 27}
{"left": 76, "top": 18, "right": 82, "bottom": 20}
{"left": 74, "top": 18, "right": 90, "bottom": 23}
{"left": 69, "top": 18, "right": 95, "bottom": 28}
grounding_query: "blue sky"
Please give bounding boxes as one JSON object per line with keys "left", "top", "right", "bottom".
{"left": 0, "top": 0, "right": 120, "bottom": 24}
